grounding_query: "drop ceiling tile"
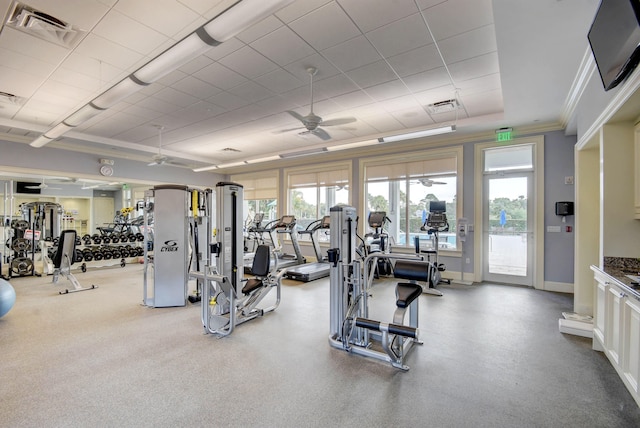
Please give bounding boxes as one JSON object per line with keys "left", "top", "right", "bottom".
{"left": 227, "top": 81, "right": 273, "bottom": 103}
{"left": 456, "top": 73, "right": 501, "bottom": 96}
{"left": 0, "top": 27, "right": 69, "bottom": 65}
{"left": 387, "top": 44, "right": 443, "bottom": 77}
{"left": 178, "top": 55, "right": 214, "bottom": 75}
{"left": 346, "top": 60, "right": 398, "bottom": 89}
{"left": 74, "top": 33, "right": 144, "bottom": 71}
{"left": 425, "top": 0, "right": 494, "bottom": 41}
{"left": 403, "top": 67, "right": 452, "bottom": 92}
{"left": 136, "top": 95, "right": 184, "bottom": 114}
{"left": 360, "top": 113, "right": 404, "bottom": 133}
{"left": 207, "top": 91, "right": 251, "bottom": 110}
{"left": 36, "top": 81, "right": 93, "bottom": 107}
{"left": 313, "top": 74, "right": 360, "bottom": 99}
{"left": 152, "top": 87, "right": 200, "bottom": 107}
{"left": 172, "top": 101, "right": 226, "bottom": 122}
{"left": 236, "top": 15, "right": 283, "bottom": 44}
{"left": 254, "top": 69, "right": 306, "bottom": 94}
{"left": 255, "top": 96, "right": 299, "bottom": 115}
{"left": 172, "top": 76, "right": 222, "bottom": 99}
{"left": 114, "top": 0, "right": 201, "bottom": 38}
{"left": 218, "top": 46, "right": 278, "bottom": 79}
{"left": 331, "top": 90, "right": 375, "bottom": 109}
{"left": 391, "top": 108, "right": 434, "bottom": 128}
{"left": 250, "top": 26, "right": 315, "bottom": 67}
{"left": 339, "top": 0, "right": 419, "bottom": 32}
{"left": 0, "top": 47, "right": 58, "bottom": 78}
{"left": 461, "top": 88, "right": 503, "bottom": 116}
{"left": 438, "top": 24, "right": 497, "bottom": 64}
{"left": 193, "top": 62, "right": 248, "bottom": 90}
{"left": 275, "top": 0, "right": 333, "bottom": 23}
{"left": 0, "top": 66, "right": 45, "bottom": 98}
{"left": 283, "top": 54, "right": 341, "bottom": 81}
{"left": 364, "top": 79, "right": 411, "bottom": 101}
{"left": 60, "top": 52, "right": 127, "bottom": 86}
{"left": 203, "top": 37, "right": 245, "bottom": 61}
{"left": 50, "top": 67, "right": 102, "bottom": 93}
{"left": 176, "top": 0, "right": 232, "bottom": 15}
{"left": 366, "top": 13, "right": 432, "bottom": 58}
{"left": 13, "top": 108, "right": 59, "bottom": 126}
{"left": 156, "top": 70, "right": 189, "bottom": 87}
{"left": 448, "top": 52, "right": 499, "bottom": 82}
{"left": 289, "top": 2, "right": 361, "bottom": 51}
{"left": 119, "top": 104, "right": 165, "bottom": 121}
{"left": 92, "top": 10, "right": 169, "bottom": 56}
{"left": 413, "top": 85, "right": 458, "bottom": 105}
{"left": 321, "top": 36, "right": 382, "bottom": 72}
{"left": 112, "top": 124, "right": 157, "bottom": 144}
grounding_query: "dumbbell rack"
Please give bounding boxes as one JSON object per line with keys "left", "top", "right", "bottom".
{"left": 7, "top": 220, "right": 39, "bottom": 278}
{"left": 72, "top": 232, "right": 145, "bottom": 273}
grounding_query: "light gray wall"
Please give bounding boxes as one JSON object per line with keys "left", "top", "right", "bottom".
{"left": 0, "top": 138, "right": 224, "bottom": 188}
{"left": 543, "top": 131, "right": 576, "bottom": 283}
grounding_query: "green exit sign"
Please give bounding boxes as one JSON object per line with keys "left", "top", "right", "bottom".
{"left": 496, "top": 128, "right": 513, "bottom": 142}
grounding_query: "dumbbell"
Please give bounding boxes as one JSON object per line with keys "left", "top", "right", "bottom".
{"left": 75, "top": 250, "right": 84, "bottom": 263}
{"left": 82, "top": 249, "right": 94, "bottom": 262}
{"left": 111, "top": 233, "right": 120, "bottom": 244}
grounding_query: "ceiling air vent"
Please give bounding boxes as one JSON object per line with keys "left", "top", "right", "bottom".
{"left": 221, "top": 148, "right": 241, "bottom": 152}
{"left": 5, "top": 1, "right": 86, "bottom": 49}
{"left": 426, "top": 99, "right": 460, "bottom": 114}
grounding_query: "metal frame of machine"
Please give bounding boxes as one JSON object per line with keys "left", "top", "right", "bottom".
{"left": 195, "top": 182, "right": 283, "bottom": 336}
{"left": 327, "top": 205, "right": 425, "bottom": 370}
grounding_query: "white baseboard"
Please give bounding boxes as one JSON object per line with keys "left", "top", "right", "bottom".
{"left": 544, "top": 281, "right": 574, "bottom": 293}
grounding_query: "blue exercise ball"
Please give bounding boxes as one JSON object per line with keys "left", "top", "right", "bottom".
{"left": 0, "top": 278, "right": 16, "bottom": 318}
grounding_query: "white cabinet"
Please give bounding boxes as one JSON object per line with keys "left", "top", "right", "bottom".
{"left": 593, "top": 271, "right": 607, "bottom": 351}
{"left": 592, "top": 266, "right": 640, "bottom": 406}
{"left": 623, "top": 298, "right": 640, "bottom": 396}
{"left": 635, "top": 123, "right": 640, "bottom": 219}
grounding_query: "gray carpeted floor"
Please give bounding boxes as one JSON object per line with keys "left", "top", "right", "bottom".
{"left": 1, "top": 264, "right": 639, "bottom": 427}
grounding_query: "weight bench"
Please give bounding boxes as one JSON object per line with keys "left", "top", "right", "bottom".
{"left": 52, "top": 230, "right": 97, "bottom": 295}
{"left": 394, "top": 258, "right": 443, "bottom": 297}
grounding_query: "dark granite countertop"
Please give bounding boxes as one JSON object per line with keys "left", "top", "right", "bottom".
{"left": 593, "top": 257, "right": 640, "bottom": 301}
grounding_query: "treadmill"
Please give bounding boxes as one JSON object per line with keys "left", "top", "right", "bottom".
{"left": 285, "top": 215, "right": 331, "bottom": 282}
{"left": 244, "top": 215, "right": 306, "bottom": 273}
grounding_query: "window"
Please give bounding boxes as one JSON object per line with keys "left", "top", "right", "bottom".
{"left": 230, "top": 171, "right": 279, "bottom": 224}
{"left": 286, "top": 163, "right": 350, "bottom": 241}
{"left": 362, "top": 147, "right": 462, "bottom": 251}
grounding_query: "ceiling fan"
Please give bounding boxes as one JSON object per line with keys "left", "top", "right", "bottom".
{"left": 418, "top": 178, "right": 446, "bottom": 187}
{"left": 148, "top": 125, "right": 170, "bottom": 166}
{"left": 277, "top": 67, "right": 356, "bottom": 141}
{"left": 25, "top": 178, "right": 61, "bottom": 190}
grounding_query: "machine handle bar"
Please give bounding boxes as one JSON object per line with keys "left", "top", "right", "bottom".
{"left": 355, "top": 317, "right": 418, "bottom": 339}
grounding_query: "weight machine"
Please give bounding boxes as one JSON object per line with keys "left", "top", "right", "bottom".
{"left": 142, "top": 185, "right": 210, "bottom": 307}
{"left": 193, "top": 182, "right": 283, "bottom": 336}
{"left": 328, "top": 205, "right": 424, "bottom": 371}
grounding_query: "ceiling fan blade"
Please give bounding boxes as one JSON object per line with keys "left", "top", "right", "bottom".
{"left": 321, "top": 117, "right": 356, "bottom": 127}
{"left": 286, "top": 110, "right": 305, "bottom": 122}
{"left": 273, "top": 126, "right": 305, "bottom": 134}
{"left": 312, "top": 128, "right": 332, "bottom": 141}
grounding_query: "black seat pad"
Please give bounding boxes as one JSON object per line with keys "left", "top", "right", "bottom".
{"left": 395, "top": 283, "right": 422, "bottom": 308}
{"left": 242, "top": 278, "right": 263, "bottom": 295}
{"left": 394, "top": 260, "right": 429, "bottom": 282}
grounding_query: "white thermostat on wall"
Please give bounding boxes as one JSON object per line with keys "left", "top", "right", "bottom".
{"left": 99, "top": 165, "right": 114, "bottom": 176}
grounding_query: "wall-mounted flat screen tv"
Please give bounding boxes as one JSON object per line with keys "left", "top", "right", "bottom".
{"left": 588, "top": 0, "right": 640, "bottom": 91}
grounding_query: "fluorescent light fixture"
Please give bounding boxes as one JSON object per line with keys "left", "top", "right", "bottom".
{"left": 378, "top": 125, "right": 456, "bottom": 143}
{"left": 326, "top": 140, "right": 377, "bottom": 152}
{"left": 246, "top": 155, "right": 281, "bottom": 164}
{"left": 279, "top": 147, "right": 328, "bottom": 159}
{"left": 217, "top": 161, "right": 248, "bottom": 169}
{"left": 29, "top": 0, "right": 295, "bottom": 148}
{"left": 193, "top": 165, "right": 218, "bottom": 172}
{"left": 46, "top": 123, "right": 74, "bottom": 139}
{"left": 203, "top": 0, "right": 295, "bottom": 43}
{"left": 92, "top": 77, "right": 143, "bottom": 109}
{"left": 64, "top": 104, "right": 102, "bottom": 127}
{"left": 30, "top": 135, "right": 53, "bottom": 148}
{"left": 134, "top": 33, "right": 212, "bottom": 84}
